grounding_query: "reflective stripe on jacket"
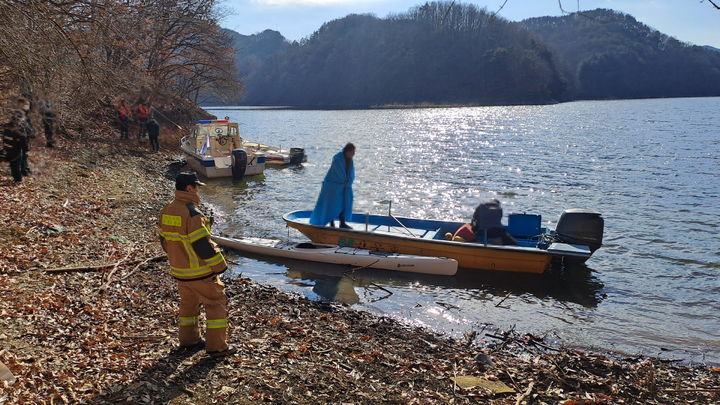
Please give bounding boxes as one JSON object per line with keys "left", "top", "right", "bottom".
{"left": 159, "top": 190, "right": 226, "bottom": 280}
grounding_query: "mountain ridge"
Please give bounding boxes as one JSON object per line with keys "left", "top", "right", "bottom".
{"left": 216, "top": 4, "right": 720, "bottom": 107}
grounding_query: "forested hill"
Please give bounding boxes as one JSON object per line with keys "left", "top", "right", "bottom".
{"left": 522, "top": 9, "right": 720, "bottom": 100}
{"left": 223, "top": 29, "right": 290, "bottom": 82}
{"left": 233, "top": 2, "right": 568, "bottom": 108}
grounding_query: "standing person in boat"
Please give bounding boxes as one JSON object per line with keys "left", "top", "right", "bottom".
{"left": 309, "top": 143, "right": 355, "bottom": 228}
{"left": 158, "top": 172, "right": 236, "bottom": 357}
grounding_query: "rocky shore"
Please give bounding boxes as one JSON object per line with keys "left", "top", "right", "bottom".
{"left": 1, "top": 134, "right": 718, "bottom": 404}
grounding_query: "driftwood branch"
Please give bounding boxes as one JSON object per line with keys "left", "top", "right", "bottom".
{"left": 495, "top": 292, "right": 512, "bottom": 308}
{"left": 45, "top": 262, "right": 117, "bottom": 273}
{"left": 515, "top": 381, "right": 534, "bottom": 405}
{"left": 664, "top": 387, "right": 720, "bottom": 393}
{"left": 44, "top": 254, "right": 166, "bottom": 274}
{"left": 118, "top": 254, "right": 167, "bottom": 281}
{"left": 101, "top": 248, "right": 137, "bottom": 288}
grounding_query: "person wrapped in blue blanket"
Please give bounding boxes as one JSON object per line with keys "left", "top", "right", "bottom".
{"left": 309, "top": 143, "right": 355, "bottom": 228}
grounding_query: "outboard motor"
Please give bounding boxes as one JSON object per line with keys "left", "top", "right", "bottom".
{"left": 231, "top": 149, "right": 247, "bottom": 180}
{"left": 289, "top": 148, "right": 305, "bottom": 165}
{"left": 555, "top": 209, "right": 604, "bottom": 253}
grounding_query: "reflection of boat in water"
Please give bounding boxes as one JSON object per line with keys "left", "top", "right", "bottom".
{"left": 226, "top": 250, "right": 605, "bottom": 308}
{"left": 213, "top": 236, "right": 458, "bottom": 275}
{"left": 284, "top": 209, "right": 604, "bottom": 274}
{"left": 180, "top": 120, "right": 266, "bottom": 178}
{"left": 243, "top": 141, "right": 306, "bottom": 167}
{"left": 286, "top": 270, "right": 360, "bottom": 305}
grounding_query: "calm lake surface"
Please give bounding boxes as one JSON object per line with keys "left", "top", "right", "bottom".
{"left": 200, "top": 97, "right": 719, "bottom": 364}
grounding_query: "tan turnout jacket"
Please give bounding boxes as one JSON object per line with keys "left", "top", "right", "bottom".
{"left": 159, "top": 190, "right": 226, "bottom": 280}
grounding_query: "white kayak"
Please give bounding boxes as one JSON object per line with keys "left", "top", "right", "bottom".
{"left": 212, "top": 236, "right": 458, "bottom": 276}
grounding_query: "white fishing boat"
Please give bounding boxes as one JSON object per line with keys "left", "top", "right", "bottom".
{"left": 180, "top": 120, "right": 266, "bottom": 179}
{"left": 212, "top": 236, "right": 458, "bottom": 276}
{"left": 243, "top": 141, "right": 307, "bottom": 166}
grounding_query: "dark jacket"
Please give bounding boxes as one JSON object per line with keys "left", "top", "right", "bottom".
{"left": 147, "top": 121, "right": 160, "bottom": 138}
{"left": 2, "top": 124, "right": 27, "bottom": 160}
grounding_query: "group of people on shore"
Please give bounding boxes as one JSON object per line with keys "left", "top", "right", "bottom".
{"left": 2, "top": 95, "right": 165, "bottom": 184}
{"left": 117, "top": 98, "right": 161, "bottom": 153}
{"left": 1, "top": 97, "right": 56, "bottom": 183}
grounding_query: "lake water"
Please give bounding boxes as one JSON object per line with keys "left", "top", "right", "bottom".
{"left": 200, "top": 97, "right": 719, "bottom": 364}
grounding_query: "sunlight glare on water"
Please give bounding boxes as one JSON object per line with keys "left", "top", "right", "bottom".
{"left": 199, "top": 97, "right": 720, "bottom": 364}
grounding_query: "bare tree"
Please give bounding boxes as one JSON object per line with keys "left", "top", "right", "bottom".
{"left": 0, "top": 0, "right": 240, "bottom": 129}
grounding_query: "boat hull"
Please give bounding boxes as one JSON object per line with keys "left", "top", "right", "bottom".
{"left": 213, "top": 236, "right": 458, "bottom": 275}
{"left": 181, "top": 147, "right": 265, "bottom": 178}
{"left": 244, "top": 142, "right": 306, "bottom": 166}
{"left": 283, "top": 211, "right": 551, "bottom": 274}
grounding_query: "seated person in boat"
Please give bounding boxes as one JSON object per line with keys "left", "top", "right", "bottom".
{"left": 447, "top": 199, "right": 517, "bottom": 245}
{"left": 309, "top": 143, "right": 355, "bottom": 229}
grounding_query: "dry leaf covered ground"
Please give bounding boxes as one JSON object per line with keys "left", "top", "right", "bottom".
{"left": 1, "top": 134, "right": 719, "bottom": 404}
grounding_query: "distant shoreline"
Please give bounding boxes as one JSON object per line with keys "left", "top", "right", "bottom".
{"left": 202, "top": 95, "right": 720, "bottom": 111}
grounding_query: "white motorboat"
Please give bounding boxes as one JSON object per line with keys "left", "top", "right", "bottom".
{"left": 243, "top": 141, "right": 307, "bottom": 166}
{"left": 180, "top": 120, "right": 265, "bottom": 179}
{"left": 213, "top": 236, "right": 458, "bottom": 276}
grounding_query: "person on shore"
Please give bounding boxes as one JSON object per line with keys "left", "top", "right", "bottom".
{"left": 17, "top": 98, "right": 33, "bottom": 138}
{"left": 309, "top": 143, "right": 355, "bottom": 228}
{"left": 16, "top": 98, "right": 32, "bottom": 175}
{"left": 41, "top": 100, "right": 56, "bottom": 148}
{"left": 146, "top": 117, "right": 160, "bottom": 152}
{"left": 117, "top": 99, "right": 131, "bottom": 139}
{"left": 2, "top": 110, "right": 29, "bottom": 183}
{"left": 159, "top": 172, "right": 236, "bottom": 357}
{"left": 135, "top": 100, "right": 150, "bottom": 139}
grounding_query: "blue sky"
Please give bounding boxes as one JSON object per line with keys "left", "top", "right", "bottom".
{"left": 220, "top": 0, "right": 720, "bottom": 47}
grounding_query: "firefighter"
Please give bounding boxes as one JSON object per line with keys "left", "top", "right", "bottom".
{"left": 159, "top": 172, "right": 236, "bottom": 357}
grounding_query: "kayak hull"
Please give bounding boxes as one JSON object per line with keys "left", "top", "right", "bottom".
{"left": 213, "top": 236, "right": 458, "bottom": 276}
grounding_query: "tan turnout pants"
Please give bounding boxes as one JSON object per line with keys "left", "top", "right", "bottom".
{"left": 177, "top": 276, "right": 229, "bottom": 352}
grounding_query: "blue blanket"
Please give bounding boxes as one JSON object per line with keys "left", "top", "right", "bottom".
{"left": 309, "top": 151, "right": 355, "bottom": 226}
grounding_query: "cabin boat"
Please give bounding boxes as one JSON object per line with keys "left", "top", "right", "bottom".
{"left": 243, "top": 141, "right": 307, "bottom": 166}
{"left": 283, "top": 209, "right": 604, "bottom": 274}
{"left": 213, "top": 236, "right": 458, "bottom": 276}
{"left": 180, "top": 120, "right": 265, "bottom": 179}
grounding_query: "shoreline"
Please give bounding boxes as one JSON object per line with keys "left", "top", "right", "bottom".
{"left": 201, "top": 95, "right": 720, "bottom": 112}
{"left": 0, "top": 133, "right": 718, "bottom": 403}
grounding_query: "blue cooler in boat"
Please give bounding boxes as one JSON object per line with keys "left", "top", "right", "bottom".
{"left": 507, "top": 214, "right": 541, "bottom": 239}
